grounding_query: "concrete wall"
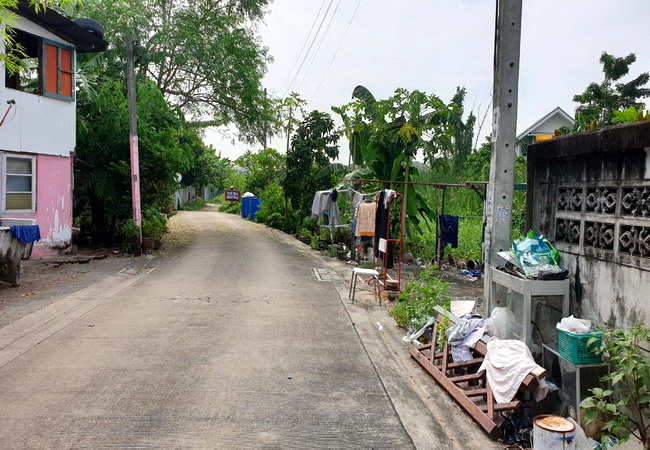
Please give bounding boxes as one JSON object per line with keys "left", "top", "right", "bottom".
{"left": 526, "top": 121, "right": 650, "bottom": 329}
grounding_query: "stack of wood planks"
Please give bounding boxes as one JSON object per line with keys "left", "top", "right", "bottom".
{"left": 409, "top": 306, "right": 547, "bottom": 438}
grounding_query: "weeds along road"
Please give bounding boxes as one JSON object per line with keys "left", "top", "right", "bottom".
{"left": 0, "top": 206, "right": 498, "bottom": 448}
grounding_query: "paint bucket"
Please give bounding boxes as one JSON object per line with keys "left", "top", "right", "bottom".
{"left": 466, "top": 260, "right": 480, "bottom": 271}
{"left": 533, "top": 415, "right": 576, "bottom": 450}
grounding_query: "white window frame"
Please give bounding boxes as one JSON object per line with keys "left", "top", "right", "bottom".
{"left": 1, "top": 153, "right": 37, "bottom": 214}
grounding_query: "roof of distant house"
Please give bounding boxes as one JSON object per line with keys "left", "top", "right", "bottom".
{"left": 517, "top": 107, "right": 575, "bottom": 140}
{"left": 14, "top": 1, "right": 108, "bottom": 53}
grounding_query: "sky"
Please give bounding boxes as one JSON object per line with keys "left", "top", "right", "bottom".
{"left": 205, "top": 0, "right": 650, "bottom": 162}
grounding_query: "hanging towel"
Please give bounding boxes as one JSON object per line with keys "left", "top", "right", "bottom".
{"left": 355, "top": 202, "right": 376, "bottom": 237}
{"left": 440, "top": 215, "right": 459, "bottom": 248}
{"left": 311, "top": 190, "right": 341, "bottom": 226}
{"left": 9, "top": 225, "right": 41, "bottom": 243}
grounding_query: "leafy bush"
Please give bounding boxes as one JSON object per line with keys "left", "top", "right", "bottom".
{"left": 122, "top": 218, "right": 140, "bottom": 239}
{"left": 141, "top": 208, "right": 167, "bottom": 238}
{"left": 581, "top": 324, "right": 650, "bottom": 447}
{"left": 221, "top": 200, "right": 241, "bottom": 215}
{"left": 256, "top": 183, "right": 300, "bottom": 233}
{"left": 390, "top": 266, "right": 451, "bottom": 329}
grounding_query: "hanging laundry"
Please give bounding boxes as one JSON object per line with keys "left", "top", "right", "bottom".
{"left": 374, "top": 190, "right": 394, "bottom": 269}
{"left": 311, "top": 189, "right": 341, "bottom": 226}
{"left": 440, "top": 215, "right": 459, "bottom": 248}
{"left": 355, "top": 202, "right": 376, "bottom": 237}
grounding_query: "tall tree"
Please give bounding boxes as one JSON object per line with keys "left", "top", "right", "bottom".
{"left": 235, "top": 148, "right": 286, "bottom": 195}
{"left": 334, "top": 86, "right": 463, "bottom": 232}
{"left": 75, "top": 79, "right": 193, "bottom": 241}
{"left": 282, "top": 111, "right": 339, "bottom": 223}
{"left": 573, "top": 52, "right": 650, "bottom": 125}
{"left": 80, "top": 0, "right": 276, "bottom": 144}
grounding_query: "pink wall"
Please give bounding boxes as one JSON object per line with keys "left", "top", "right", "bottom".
{"left": 5, "top": 155, "right": 73, "bottom": 257}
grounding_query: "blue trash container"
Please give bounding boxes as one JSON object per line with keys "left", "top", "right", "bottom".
{"left": 241, "top": 196, "right": 261, "bottom": 221}
{"left": 248, "top": 197, "right": 262, "bottom": 221}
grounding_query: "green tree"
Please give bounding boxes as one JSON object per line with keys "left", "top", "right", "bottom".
{"left": 573, "top": 52, "right": 650, "bottom": 125}
{"left": 80, "top": 0, "right": 276, "bottom": 144}
{"left": 75, "top": 79, "right": 193, "bottom": 242}
{"left": 235, "top": 148, "right": 286, "bottom": 195}
{"left": 278, "top": 92, "right": 307, "bottom": 153}
{"left": 335, "top": 86, "right": 463, "bottom": 232}
{"left": 179, "top": 137, "right": 228, "bottom": 196}
{"left": 282, "top": 111, "right": 340, "bottom": 225}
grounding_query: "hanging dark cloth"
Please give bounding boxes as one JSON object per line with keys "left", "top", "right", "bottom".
{"left": 440, "top": 215, "right": 459, "bottom": 248}
{"left": 374, "top": 190, "right": 394, "bottom": 269}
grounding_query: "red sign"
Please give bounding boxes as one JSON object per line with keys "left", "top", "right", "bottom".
{"left": 225, "top": 189, "right": 241, "bottom": 201}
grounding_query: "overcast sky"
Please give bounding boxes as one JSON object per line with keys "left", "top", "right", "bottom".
{"left": 205, "top": 0, "right": 650, "bottom": 162}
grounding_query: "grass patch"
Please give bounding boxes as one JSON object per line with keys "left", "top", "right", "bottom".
{"left": 178, "top": 198, "right": 207, "bottom": 211}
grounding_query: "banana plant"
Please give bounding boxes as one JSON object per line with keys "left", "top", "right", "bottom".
{"left": 333, "top": 85, "right": 463, "bottom": 234}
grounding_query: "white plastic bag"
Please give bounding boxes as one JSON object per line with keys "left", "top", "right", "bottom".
{"left": 557, "top": 315, "right": 591, "bottom": 334}
{"left": 484, "top": 307, "right": 522, "bottom": 340}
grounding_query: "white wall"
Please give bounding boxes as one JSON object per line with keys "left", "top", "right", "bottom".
{"left": 0, "top": 20, "right": 76, "bottom": 157}
{"left": 529, "top": 114, "right": 574, "bottom": 135}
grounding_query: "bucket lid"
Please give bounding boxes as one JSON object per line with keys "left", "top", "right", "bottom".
{"left": 534, "top": 415, "right": 575, "bottom": 433}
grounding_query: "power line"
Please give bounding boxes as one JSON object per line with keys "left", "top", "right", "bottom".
{"left": 282, "top": 0, "right": 335, "bottom": 97}
{"left": 296, "top": 0, "right": 343, "bottom": 91}
{"left": 276, "top": 0, "right": 327, "bottom": 95}
{"left": 310, "top": 0, "right": 363, "bottom": 102}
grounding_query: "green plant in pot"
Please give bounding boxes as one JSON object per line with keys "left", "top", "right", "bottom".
{"left": 141, "top": 208, "right": 167, "bottom": 250}
{"left": 121, "top": 218, "right": 140, "bottom": 253}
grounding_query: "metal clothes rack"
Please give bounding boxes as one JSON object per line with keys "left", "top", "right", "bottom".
{"left": 371, "top": 190, "right": 403, "bottom": 295}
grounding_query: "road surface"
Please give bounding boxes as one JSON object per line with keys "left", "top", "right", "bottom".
{"left": 0, "top": 208, "right": 498, "bottom": 448}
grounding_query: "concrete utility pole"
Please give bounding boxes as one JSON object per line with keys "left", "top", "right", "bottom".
{"left": 126, "top": 37, "right": 143, "bottom": 256}
{"left": 483, "top": 0, "right": 523, "bottom": 313}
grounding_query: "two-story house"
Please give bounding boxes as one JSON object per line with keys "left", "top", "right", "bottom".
{"left": 0, "top": 2, "right": 107, "bottom": 257}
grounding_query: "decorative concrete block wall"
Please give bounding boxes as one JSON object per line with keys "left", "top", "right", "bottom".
{"left": 526, "top": 121, "right": 650, "bottom": 329}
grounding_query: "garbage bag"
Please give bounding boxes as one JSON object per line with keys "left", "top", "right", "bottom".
{"left": 485, "top": 307, "right": 523, "bottom": 340}
{"left": 500, "top": 412, "right": 532, "bottom": 448}
{"left": 557, "top": 315, "right": 591, "bottom": 334}
{"left": 511, "top": 234, "right": 562, "bottom": 278}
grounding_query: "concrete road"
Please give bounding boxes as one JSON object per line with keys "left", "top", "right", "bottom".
{"left": 0, "top": 208, "right": 498, "bottom": 448}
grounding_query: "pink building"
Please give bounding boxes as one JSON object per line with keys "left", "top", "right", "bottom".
{"left": 0, "top": 2, "right": 106, "bottom": 257}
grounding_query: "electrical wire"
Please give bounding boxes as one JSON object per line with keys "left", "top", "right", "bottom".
{"left": 276, "top": 0, "right": 327, "bottom": 95}
{"left": 296, "top": 0, "right": 343, "bottom": 91}
{"left": 282, "top": 0, "right": 335, "bottom": 97}
{"left": 310, "top": 0, "right": 363, "bottom": 102}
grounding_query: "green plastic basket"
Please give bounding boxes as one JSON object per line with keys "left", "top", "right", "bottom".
{"left": 557, "top": 328, "right": 603, "bottom": 364}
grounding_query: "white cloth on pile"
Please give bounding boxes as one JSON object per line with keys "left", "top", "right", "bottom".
{"left": 477, "top": 338, "right": 548, "bottom": 404}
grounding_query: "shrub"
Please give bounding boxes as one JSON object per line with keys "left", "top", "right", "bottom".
{"left": 390, "top": 266, "right": 451, "bottom": 330}
{"left": 142, "top": 208, "right": 167, "bottom": 238}
{"left": 221, "top": 200, "right": 241, "bottom": 214}
{"left": 581, "top": 324, "right": 650, "bottom": 447}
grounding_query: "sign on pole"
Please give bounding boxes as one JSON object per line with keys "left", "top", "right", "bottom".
{"left": 225, "top": 187, "right": 241, "bottom": 202}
